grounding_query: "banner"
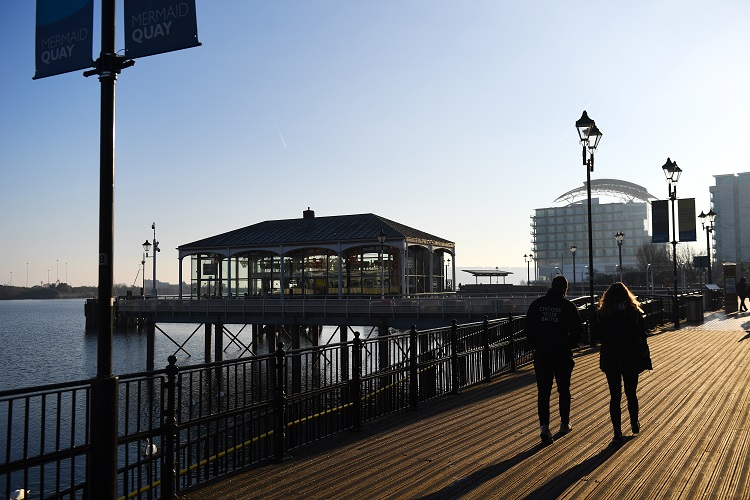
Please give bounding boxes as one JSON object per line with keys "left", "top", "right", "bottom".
{"left": 652, "top": 200, "right": 669, "bottom": 243}
{"left": 125, "top": 0, "right": 201, "bottom": 59}
{"left": 34, "top": 0, "right": 93, "bottom": 79}
{"left": 678, "top": 198, "right": 697, "bottom": 242}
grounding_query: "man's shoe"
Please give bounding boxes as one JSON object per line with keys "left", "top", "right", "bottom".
{"left": 612, "top": 432, "right": 624, "bottom": 444}
{"left": 631, "top": 421, "right": 640, "bottom": 434}
{"left": 559, "top": 423, "right": 572, "bottom": 435}
{"left": 540, "top": 426, "right": 554, "bottom": 445}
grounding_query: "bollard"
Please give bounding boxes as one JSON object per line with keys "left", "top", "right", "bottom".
{"left": 162, "top": 355, "right": 179, "bottom": 499}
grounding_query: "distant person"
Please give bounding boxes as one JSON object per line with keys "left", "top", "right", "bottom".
{"left": 737, "top": 277, "right": 748, "bottom": 312}
{"left": 524, "top": 276, "right": 583, "bottom": 445}
{"left": 596, "top": 282, "right": 652, "bottom": 444}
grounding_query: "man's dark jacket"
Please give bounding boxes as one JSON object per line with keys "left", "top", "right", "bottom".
{"left": 524, "top": 288, "right": 583, "bottom": 356}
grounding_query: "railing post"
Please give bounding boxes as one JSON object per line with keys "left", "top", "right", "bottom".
{"left": 450, "top": 320, "right": 460, "bottom": 394}
{"left": 273, "top": 342, "right": 287, "bottom": 462}
{"left": 482, "top": 316, "right": 491, "bottom": 382}
{"left": 351, "top": 332, "right": 362, "bottom": 430}
{"left": 409, "top": 325, "right": 419, "bottom": 409}
{"left": 509, "top": 312, "right": 517, "bottom": 372}
{"left": 161, "top": 355, "right": 179, "bottom": 499}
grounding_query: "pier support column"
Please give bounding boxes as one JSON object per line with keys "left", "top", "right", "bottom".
{"left": 252, "top": 324, "right": 260, "bottom": 354}
{"left": 214, "top": 323, "right": 224, "bottom": 363}
{"left": 146, "top": 321, "right": 155, "bottom": 372}
{"left": 340, "top": 326, "right": 349, "bottom": 381}
{"left": 378, "top": 325, "right": 390, "bottom": 369}
{"left": 292, "top": 325, "right": 301, "bottom": 394}
{"left": 204, "top": 323, "right": 212, "bottom": 363}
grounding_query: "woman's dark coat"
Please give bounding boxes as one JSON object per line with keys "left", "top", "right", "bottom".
{"left": 596, "top": 303, "right": 651, "bottom": 374}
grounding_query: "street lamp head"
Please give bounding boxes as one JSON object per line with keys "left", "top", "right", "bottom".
{"left": 707, "top": 209, "right": 717, "bottom": 224}
{"left": 570, "top": 244, "right": 577, "bottom": 254}
{"left": 142, "top": 240, "right": 151, "bottom": 254}
{"left": 575, "top": 111, "right": 594, "bottom": 141}
{"left": 661, "top": 157, "right": 682, "bottom": 183}
{"left": 575, "top": 111, "right": 603, "bottom": 151}
{"left": 615, "top": 231, "right": 624, "bottom": 244}
{"left": 378, "top": 229, "right": 387, "bottom": 244}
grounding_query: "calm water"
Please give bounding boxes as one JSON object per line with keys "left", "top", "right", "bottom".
{"left": 0, "top": 299, "right": 337, "bottom": 392}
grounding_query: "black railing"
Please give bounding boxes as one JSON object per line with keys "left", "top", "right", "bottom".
{"left": 3, "top": 291, "right": 718, "bottom": 499}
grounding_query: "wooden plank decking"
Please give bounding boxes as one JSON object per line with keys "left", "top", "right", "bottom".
{"left": 182, "top": 311, "right": 750, "bottom": 499}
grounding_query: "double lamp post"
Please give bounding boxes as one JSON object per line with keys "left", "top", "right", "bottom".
{"left": 142, "top": 222, "right": 159, "bottom": 298}
{"left": 575, "top": 111, "right": 602, "bottom": 345}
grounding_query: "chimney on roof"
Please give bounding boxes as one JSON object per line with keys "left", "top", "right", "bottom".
{"left": 303, "top": 207, "right": 315, "bottom": 219}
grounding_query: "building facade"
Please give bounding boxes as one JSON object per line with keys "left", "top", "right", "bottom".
{"left": 710, "top": 173, "right": 750, "bottom": 274}
{"left": 531, "top": 179, "right": 656, "bottom": 283}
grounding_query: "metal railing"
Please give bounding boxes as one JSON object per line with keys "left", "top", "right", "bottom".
{"left": 3, "top": 290, "right": 720, "bottom": 499}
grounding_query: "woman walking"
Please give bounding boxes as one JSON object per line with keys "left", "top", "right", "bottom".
{"left": 596, "top": 282, "right": 652, "bottom": 444}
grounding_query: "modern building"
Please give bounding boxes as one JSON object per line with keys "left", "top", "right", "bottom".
{"left": 531, "top": 179, "right": 656, "bottom": 283}
{"left": 710, "top": 173, "right": 750, "bottom": 274}
{"left": 176, "top": 209, "right": 455, "bottom": 299}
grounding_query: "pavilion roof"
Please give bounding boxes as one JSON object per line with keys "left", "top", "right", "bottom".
{"left": 178, "top": 213, "right": 454, "bottom": 252}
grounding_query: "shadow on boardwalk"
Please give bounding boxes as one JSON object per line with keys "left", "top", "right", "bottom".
{"left": 183, "top": 311, "right": 750, "bottom": 499}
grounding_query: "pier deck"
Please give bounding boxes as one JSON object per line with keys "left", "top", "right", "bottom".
{"left": 182, "top": 310, "right": 750, "bottom": 499}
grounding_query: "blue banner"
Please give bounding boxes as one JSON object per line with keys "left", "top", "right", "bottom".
{"left": 125, "top": 0, "right": 201, "bottom": 59}
{"left": 679, "top": 198, "right": 697, "bottom": 242}
{"left": 652, "top": 200, "right": 669, "bottom": 243}
{"left": 34, "top": 0, "right": 93, "bottom": 79}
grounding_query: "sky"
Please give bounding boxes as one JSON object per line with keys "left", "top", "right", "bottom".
{"left": 2, "top": 1, "right": 749, "bottom": 288}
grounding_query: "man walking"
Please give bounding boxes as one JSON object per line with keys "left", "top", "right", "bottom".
{"left": 524, "top": 276, "right": 583, "bottom": 445}
{"left": 738, "top": 277, "right": 748, "bottom": 312}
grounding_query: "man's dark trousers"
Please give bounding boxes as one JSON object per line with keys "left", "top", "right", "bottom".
{"left": 534, "top": 351, "right": 574, "bottom": 426}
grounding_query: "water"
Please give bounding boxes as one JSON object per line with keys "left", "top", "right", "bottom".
{"left": 0, "top": 299, "right": 358, "bottom": 392}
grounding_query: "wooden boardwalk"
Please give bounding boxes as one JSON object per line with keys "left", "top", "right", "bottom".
{"left": 182, "top": 311, "right": 750, "bottom": 499}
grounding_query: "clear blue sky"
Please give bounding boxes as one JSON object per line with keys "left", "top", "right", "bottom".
{"left": 1, "top": 1, "right": 748, "bottom": 287}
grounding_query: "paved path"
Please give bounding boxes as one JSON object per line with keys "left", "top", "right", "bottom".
{"left": 183, "top": 311, "right": 750, "bottom": 499}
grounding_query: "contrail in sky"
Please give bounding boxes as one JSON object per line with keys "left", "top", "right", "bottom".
{"left": 274, "top": 119, "right": 288, "bottom": 150}
{"left": 558, "top": 101, "right": 593, "bottom": 145}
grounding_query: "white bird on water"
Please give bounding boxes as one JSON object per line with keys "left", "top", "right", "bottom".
{"left": 11, "top": 489, "right": 30, "bottom": 500}
{"left": 143, "top": 438, "right": 157, "bottom": 457}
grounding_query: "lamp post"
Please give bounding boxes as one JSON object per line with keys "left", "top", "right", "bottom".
{"left": 615, "top": 231, "right": 624, "bottom": 282}
{"left": 698, "top": 209, "right": 716, "bottom": 284}
{"left": 524, "top": 253, "right": 533, "bottom": 285}
{"left": 662, "top": 157, "right": 682, "bottom": 329}
{"left": 141, "top": 253, "right": 146, "bottom": 296}
{"left": 151, "top": 223, "right": 159, "bottom": 298}
{"left": 378, "top": 229, "right": 386, "bottom": 298}
{"left": 445, "top": 257, "right": 451, "bottom": 291}
{"left": 575, "top": 111, "right": 603, "bottom": 346}
{"left": 570, "top": 244, "right": 577, "bottom": 287}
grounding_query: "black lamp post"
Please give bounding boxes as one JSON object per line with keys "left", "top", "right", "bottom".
{"left": 445, "top": 256, "right": 451, "bottom": 291}
{"left": 378, "top": 229, "right": 387, "bottom": 298}
{"left": 141, "top": 253, "right": 146, "bottom": 296}
{"left": 615, "top": 231, "right": 624, "bottom": 282}
{"left": 662, "top": 157, "right": 682, "bottom": 329}
{"left": 575, "top": 111, "right": 603, "bottom": 346}
{"left": 142, "top": 239, "right": 152, "bottom": 297}
{"left": 570, "top": 244, "right": 577, "bottom": 287}
{"left": 524, "top": 253, "right": 533, "bottom": 285}
{"left": 698, "top": 209, "right": 717, "bottom": 284}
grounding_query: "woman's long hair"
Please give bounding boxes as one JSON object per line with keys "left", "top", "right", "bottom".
{"left": 598, "top": 281, "right": 641, "bottom": 315}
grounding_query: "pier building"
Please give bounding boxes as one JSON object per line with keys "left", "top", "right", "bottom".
{"left": 531, "top": 179, "right": 656, "bottom": 282}
{"left": 176, "top": 208, "right": 455, "bottom": 299}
